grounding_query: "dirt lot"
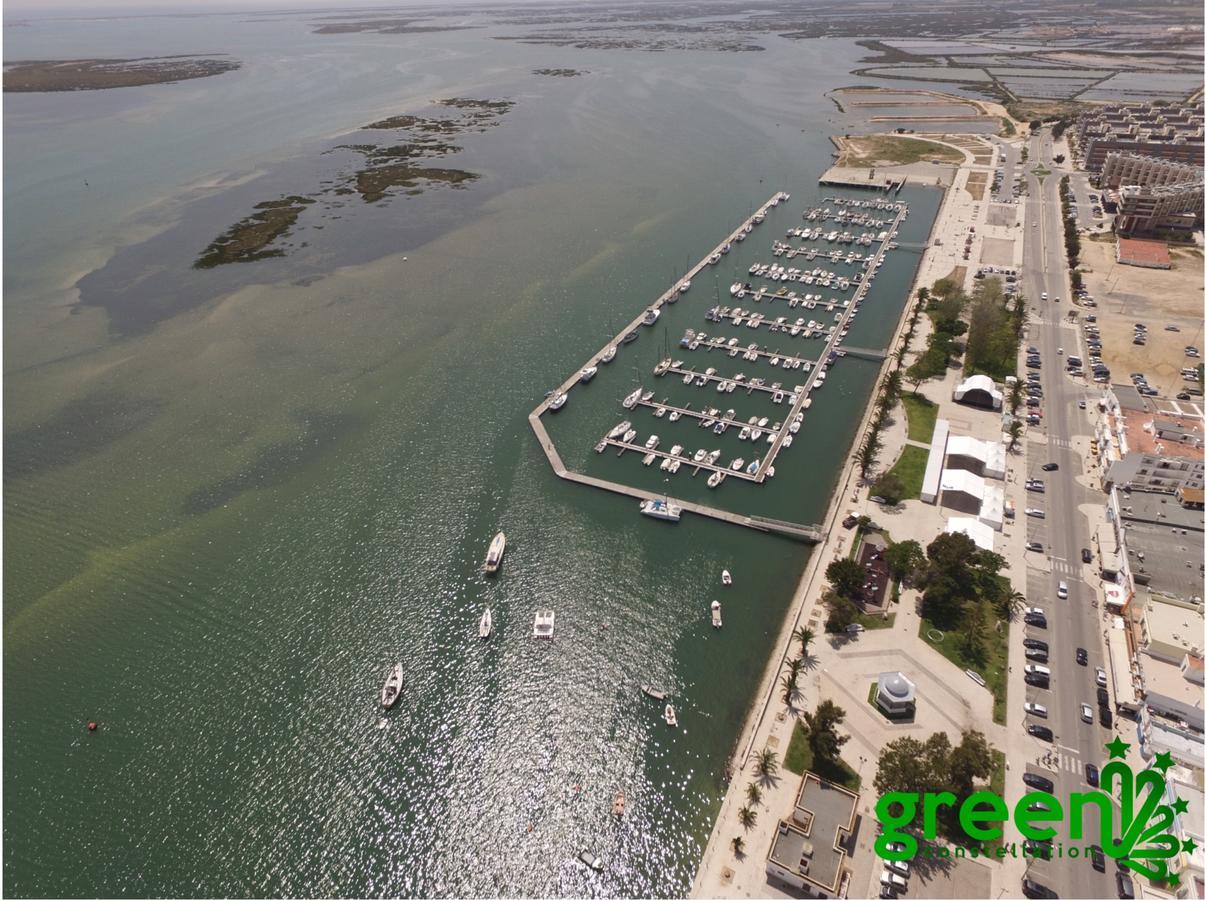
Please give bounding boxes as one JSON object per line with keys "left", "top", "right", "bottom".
{"left": 1077, "top": 236, "right": 1205, "bottom": 398}
{"left": 980, "top": 236, "right": 1015, "bottom": 267}
{"left": 835, "top": 134, "right": 966, "bottom": 167}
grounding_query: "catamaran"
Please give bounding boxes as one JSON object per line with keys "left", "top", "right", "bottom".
{"left": 533, "top": 610, "right": 555, "bottom": 639}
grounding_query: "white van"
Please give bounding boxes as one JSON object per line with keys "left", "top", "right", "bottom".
{"left": 1026, "top": 508, "right": 1046, "bottom": 519}
{"left": 1025, "top": 664, "right": 1052, "bottom": 678}
{"left": 1024, "top": 702, "right": 1049, "bottom": 718}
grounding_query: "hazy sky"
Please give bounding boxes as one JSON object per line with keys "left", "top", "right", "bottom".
{"left": 4, "top": 0, "right": 517, "bottom": 13}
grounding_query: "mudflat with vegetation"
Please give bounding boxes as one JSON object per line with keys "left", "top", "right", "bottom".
{"left": 3, "top": 55, "right": 239, "bottom": 92}
{"left": 194, "top": 99, "right": 514, "bottom": 268}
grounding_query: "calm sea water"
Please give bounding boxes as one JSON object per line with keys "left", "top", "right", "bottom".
{"left": 4, "top": 9, "right": 938, "bottom": 896}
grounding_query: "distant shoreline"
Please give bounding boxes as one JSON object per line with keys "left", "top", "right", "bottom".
{"left": 3, "top": 55, "right": 240, "bottom": 92}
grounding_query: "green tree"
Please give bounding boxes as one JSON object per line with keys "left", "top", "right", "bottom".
{"left": 738, "top": 806, "right": 757, "bottom": 829}
{"left": 873, "top": 472, "right": 906, "bottom": 506}
{"left": 948, "top": 730, "right": 993, "bottom": 800}
{"left": 962, "top": 600, "right": 990, "bottom": 667}
{"left": 884, "top": 369, "right": 903, "bottom": 400}
{"left": 884, "top": 539, "right": 925, "bottom": 581}
{"left": 746, "top": 783, "right": 762, "bottom": 806}
{"left": 825, "top": 593, "right": 859, "bottom": 633}
{"left": 731, "top": 835, "right": 745, "bottom": 856}
{"left": 804, "top": 700, "right": 850, "bottom": 765}
{"left": 786, "top": 656, "right": 805, "bottom": 680}
{"left": 874, "top": 731, "right": 952, "bottom": 798}
{"left": 926, "top": 532, "right": 979, "bottom": 576}
{"left": 826, "top": 557, "right": 867, "bottom": 600}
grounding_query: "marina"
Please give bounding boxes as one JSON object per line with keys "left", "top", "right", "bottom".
{"left": 530, "top": 190, "right": 907, "bottom": 538}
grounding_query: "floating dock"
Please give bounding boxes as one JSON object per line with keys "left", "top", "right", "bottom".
{"left": 527, "top": 190, "right": 911, "bottom": 542}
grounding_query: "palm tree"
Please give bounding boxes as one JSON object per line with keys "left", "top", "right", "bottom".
{"left": 786, "top": 656, "right": 805, "bottom": 681}
{"left": 755, "top": 749, "right": 779, "bottom": 778}
{"left": 746, "top": 783, "right": 762, "bottom": 806}
{"left": 780, "top": 674, "right": 797, "bottom": 706}
{"left": 731, "top": 835, "right": 745, "bottom": 856}
{"left": 793, "top": 626, "right": 815, "bottom": 658}
{"left": 738, "top": 806, "right": 757, "bottom": 829}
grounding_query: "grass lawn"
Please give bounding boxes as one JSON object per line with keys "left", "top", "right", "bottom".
{"left": 856, "top": 611, "right": 895, "bottom": 630}
{"left": 920, "top": 615, "right": 1009, "bottom": 724}
{"left": 901, "top": 394, "right": 938, "bottom": 444}
{"left": 783, "top": 722, "right": 862, "bottom": 790}
{"left": 886, "top": 444, "right": 929, "bottom": 500}
{"left": 840, "top": 135, "right": 963, "bottom": 168}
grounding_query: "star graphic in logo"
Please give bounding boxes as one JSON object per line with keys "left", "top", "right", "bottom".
{"left": 1153, "top": 751, "right": 1175, "bottom": 773}
{"left": 1168, "top": 873, "right": 1181, "bottom": 887}
{"left": 1172, "top": 796, "right": 1190, "bottom": 815}
{"left": 1181, "top": 837, "right": 1198, "bottom": 854}
{"left": 1105, "top": 736, "right": 1130, "bottom": 759}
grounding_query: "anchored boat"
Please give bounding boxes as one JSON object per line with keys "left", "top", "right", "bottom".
{"left": 664, "top": 704, "right": 678, "bottom": 727}
{"left": 381, "top": 663, "right": 404, "bottom": 709}
{"left": 533, "top": 610, "right": 555, "bottom": 639}
{"left": 641, "top": 684, "right": 668, "bottom": 701}
{"left": 484, "top": 531, "right": 506, "bottom": 574}
{"left": 711, "top": 600, "right": 723, "bottom": 628}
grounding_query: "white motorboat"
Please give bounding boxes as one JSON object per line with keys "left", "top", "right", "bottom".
{"left": 533, "top": 610, "right": 555, "bottom": 639}
{"left": 622, "top": 429, "right": 637, "bottom": 443}
{"left": 783, "top": 434, "right": 794, "bottom": 447}
{"left": 642, "top": 308, "right": 661, "bottom": 326}
{"left": 548, "top": 392, "right": 567, "bottom": 411}
{"left": 664, "top": 704, "right": 678, "bottom": 726}
{"left": 622, "top": 388, "right": 642, "bottom": 409}
{"left": 738, "top": 426, "right": 750, "bottom": 441}
{"left": 711, "top": 600, "right": 723, "bottom": 628}
{"left": 643, "top": 452, "right": 656, "bottom": 466}
{"left": 692, "top": 448, "right": 707, "bottom": 463}
{"left": 746, "top": 459, "right": 759, "bottom": 475}
{"left": 381, "top": 663, "right": 404, "bottom": 709}
{"left": 730, "top": 457, "right": 745, "bottom": 471}
{"left": 479, "top": 608, "right": 493, "bottom": 639}
{"left": 680, "top": 279, "right": 691, "bottom": 292}
{"left": 579, "top": 366, "right": 598, "bottom": 383}
{"left": 600, "top": 345, "right": 617, "bottom": 364}
{"left": 484, "top": 531, "right": 506, "bottom": 574}
{"left": 670, "top": 444, "right": 684, "bottom": 456}
{"left": 644, "top": 434, "right": 660, "bottom": 449}
{"left": 707, "top": 470, "right": 726, "bottom": 488}
{"left": 609, "top": 421, "right": 632, "bottom": 439}
{"left": 659, "top": 456, "right": 671, "bottom": 471}
{"left": 579, "top": 850, "right": 603, "bottom": 872}
{"left": 722, "top": 569, "right": 732, "bottom": 586}
{"left": 639, "top": 498, "right": 681, "bottom": 522}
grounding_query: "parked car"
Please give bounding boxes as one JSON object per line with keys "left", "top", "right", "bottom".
{"left": 1026, "top": 541, "right": 1045, "bottom": 552}
{"left": 1026, "top": 648, "right": 1048, "bottom": 662}
{"left": 1026, "top": 508, "right": 1045, "bottom": 519}
{"left": 1096, "top": 666, "right": 1107, "bottom": 687}
{"left": 1027, "top": 724, "right": 1054, "bottom": 741}
{"left": 1025, "top": 664, "right": 1051, "bottom": 678}
{"left": 1076, "top": 648, "right": 1088, "bottom": 665}
{"left": 1023, "top": 772, "right": 1054, "bottom": 792}
{"left": 881, "top": 870, "right": 907, "bottom": 890}
{"left": 1081, "top": 703, "right": 1094, "bottom": 724}
{"left": 1025, "top": 702, "right": 1049, "bottom": 718}
{"left": 1097, "top": 686, "right": 1109, "bottom": 705}
{"left": 1057, "top": 581, "right": 1068, "bottom": 599}
{"left": 1082, "top": 547, "right": 1093, "bottom": 563}
{"left": 1041, "top": 462, "right": 1059, "bottom": 471}
{"left": 1024, "top": 638, "right": 1049, "bottom": 652}
{"left": 884, "top": 859, "right": 910, "bottom": 878}
{"left": 1025, "top": 673, "right": 1049, "bottom": 687}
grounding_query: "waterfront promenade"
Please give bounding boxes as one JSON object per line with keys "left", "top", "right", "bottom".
{"left": 690, "top": 156, "right": 997, "bottom": 898}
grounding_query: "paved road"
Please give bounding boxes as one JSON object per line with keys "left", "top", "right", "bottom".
{"left": 1015, "top": 131, "right": 1116, "bottom": 900}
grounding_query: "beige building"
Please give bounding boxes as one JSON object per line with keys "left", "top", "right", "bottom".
{"left": 766, "top": 773, "right": 859, "bottom": 898}
{"left": 1139, "top": 596, "right": 1204, "bottom": 665}
{"left": 1076, "top": 102, "right": 1205, "bottom": 171}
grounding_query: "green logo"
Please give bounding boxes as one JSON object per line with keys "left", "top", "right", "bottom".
{"left": 873, "top": 739, "right": 1190, "bottom": 885}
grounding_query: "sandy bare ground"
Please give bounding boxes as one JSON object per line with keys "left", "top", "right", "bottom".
{"left": 1077, "top": 236, "right": 1205, "bottom": 396}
